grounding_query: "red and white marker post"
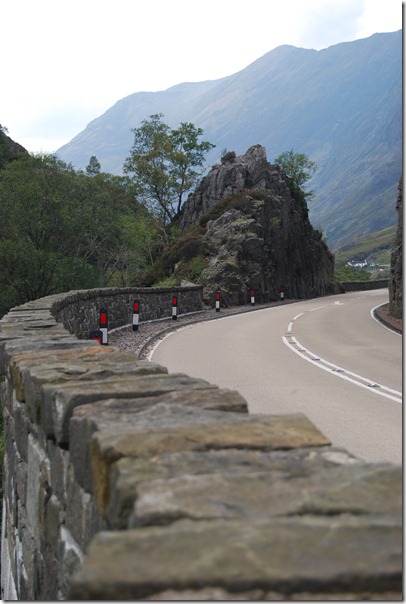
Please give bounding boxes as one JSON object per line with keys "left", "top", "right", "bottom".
{"left": 279, "top": 285, "right": 285, "bottom": 301}
{"left": 215, "top": 290, "right": 221, "bottom": 312}
{"left": 99, "top": 308, "right": 109, "bottom": 345}
{"left": 250, "top": 289, "right": 255, "bottom": 305}
{"left": 172, "top": 296, "right": 178, "bottom": 320}
{"left": 133, "top": 300, "right": 140, "bottom": 331}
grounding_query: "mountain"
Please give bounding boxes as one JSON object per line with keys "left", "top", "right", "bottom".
{"left": 56, "top": 31, "right": 402, "bottom": 250}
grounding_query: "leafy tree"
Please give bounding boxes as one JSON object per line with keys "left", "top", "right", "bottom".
{"left": 107, "top": 211, "right": 166, "bottom": 286}
{"left": 0, "top": 154, "right": 140, "bottom": 315}
{"left": 86, "top": 155, "right": 101, "bottom": 175}
{"left": 274, "top": 150, "right": 317, "bottom": 198}
{"left": 124, "top": 113, "right": 214, "bottom": 222}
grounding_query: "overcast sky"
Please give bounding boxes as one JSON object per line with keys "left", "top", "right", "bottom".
{"left": 1, "top": 0, "right": 402, "bottom": 154}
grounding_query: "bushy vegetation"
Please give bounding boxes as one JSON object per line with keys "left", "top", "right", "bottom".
{"left": 334, "top": 265, "right": 371, "bottom": 282}
{"left": 274, "top": 149, "right": 317, "bottom": 200}
{"left": 0, "top": 150, "right": 167, "bottom": 316}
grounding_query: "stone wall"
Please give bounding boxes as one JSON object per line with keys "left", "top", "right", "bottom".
{"left": 341, "top": 278, "right": 389, "bottom": 292}
{"left": 51, "top": 285, "right": 203, "bottom": 339}
{"left": 0, "top": 287, "right": 402, "bottom": 600}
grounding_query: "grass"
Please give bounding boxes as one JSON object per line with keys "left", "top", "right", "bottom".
{"left": 334, "top": 226, "right": 395, "bottom": 281}
{"left": 334, "top": 226, "right": 396, "bottom": 264}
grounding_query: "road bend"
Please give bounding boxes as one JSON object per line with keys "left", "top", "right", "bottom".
{"left": 151, "top": 289, "right": 402, "bottom": 465}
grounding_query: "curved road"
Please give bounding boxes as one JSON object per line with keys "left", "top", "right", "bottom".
{"left": 151, "top": 290, "right": 402, "bottom": 465}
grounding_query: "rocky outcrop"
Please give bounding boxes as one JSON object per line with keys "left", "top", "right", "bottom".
{"left": 389, "top": 178, "right": 402, "bottom": 320}
{"left": 178, "top": 146, "right": 336, "bottom": 305}
{"left": 180, "top": 145, "right": 271, "bottom": 228}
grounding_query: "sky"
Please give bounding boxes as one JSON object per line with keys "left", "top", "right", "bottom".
{"left": 1, "top": 0, "right": 402, "bottom": 154}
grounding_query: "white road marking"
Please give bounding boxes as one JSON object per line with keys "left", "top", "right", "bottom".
{"left": 282, "top": 335, "right": 402, "bottom": 404}
{"left": 293, "top": 313, "right": 304, "bottom": 320}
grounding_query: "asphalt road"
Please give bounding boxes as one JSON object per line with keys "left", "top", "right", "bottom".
{"left": 151, "top": 290, "right": 402, "bottom": 465}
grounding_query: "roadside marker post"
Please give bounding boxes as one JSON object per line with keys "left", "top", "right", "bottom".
{"left": 215, "top": 290, "right": 221, "bottom": 312}
{"left": 250, "top": 289, "right": 255, "bottom": 305}
{"left": 99, "top": 308, "right": 109, "bottom": 345}
{"left": 279, "top": 285, "right": 285, "bottom": 301}
{"left": 133, "top": 300, "right": 140, "bottom": 331}
{"left": 172, "top": 296, "right": 178, "bottom": 320}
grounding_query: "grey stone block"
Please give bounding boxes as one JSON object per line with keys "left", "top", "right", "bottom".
{"left": 69, "top": 516, "right": 402, "bottom": 600}
{"left": 130, "top": 462, "right": 402, "bottom": 528}
{"left": 105, "top": 446, "right": 361, "bottom": 529}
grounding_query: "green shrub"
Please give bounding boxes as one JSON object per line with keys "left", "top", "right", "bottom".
{"left": 188, "top": 255, "right": 206, "bottom": 281}
{"left": 153, "top": 276, "right": 179, "bottom": 288}
{"left": 335, "top": 265, "right": 371, "bottom": 281}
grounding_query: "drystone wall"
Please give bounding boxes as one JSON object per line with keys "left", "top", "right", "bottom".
{"left": 341, "top": 278, "right": 389, "bottom": 292}
{"left": 51, "top": 285, "right": 203, "bottom": 338}
{"left": 0, "top": 287, "right": 402, "bottom": 600}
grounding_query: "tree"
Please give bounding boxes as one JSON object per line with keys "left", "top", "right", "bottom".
{"left": 0, "top": 153, "right": 140, "bottom": 315}
{"left": 274, "top": 150, "right": 317, "bottom": 198}
{"left": 86, "top": 155, "right": 101, "bottom": 175}
{"left": 124, "top": 114, "right": 214, "bottom": 222}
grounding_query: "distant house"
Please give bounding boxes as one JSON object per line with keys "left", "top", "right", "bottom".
{"left": 347, "top": 259, "right": 368, "bottom": 268}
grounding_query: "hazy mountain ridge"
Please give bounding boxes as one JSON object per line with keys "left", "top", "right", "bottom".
{"left": 57, "top": 31, "right": 402, "bottom": 249}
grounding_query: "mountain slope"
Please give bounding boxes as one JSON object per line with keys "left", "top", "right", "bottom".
{"left": 57, "top": 31, "right": 402, "bottom": 250}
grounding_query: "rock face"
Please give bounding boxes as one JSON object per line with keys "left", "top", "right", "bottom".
{"left": 389, "top": 178, "right": 402, "bottom": 320}
{"left": 179, "top": 145, "right": 336, "bottom": 305}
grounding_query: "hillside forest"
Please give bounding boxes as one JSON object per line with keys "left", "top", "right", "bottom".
{"left": 0, "top": 117, "right": 383, "bottom": 318}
